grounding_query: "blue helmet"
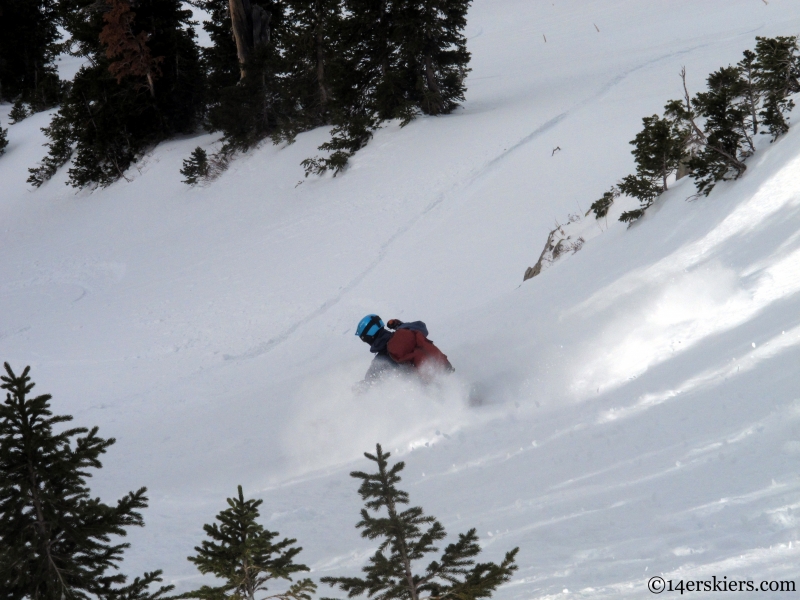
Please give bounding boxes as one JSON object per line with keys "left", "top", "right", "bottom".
{"left": 356, "top": 314, "right": 384, "bottom": 342}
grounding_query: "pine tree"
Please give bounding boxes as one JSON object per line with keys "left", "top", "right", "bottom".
{"left": 0, "top": 363, "right": 172, "bottom": 600}
{"left": 181, "top": 147, "right": 210, "bottom": 184}
{"left": 663, "top": 67, "right": 750, "bottom": 197}
{"left": 617, "top": 175, "right": 661, "bottom": 223}
{"left": 195, "top": 0, "right": 291, "bottom": 152}
{"left": 182, "top": 485, "right": 316, "bottom": 600}
{"left": 0, "top": 0, "right": 63, "bottom": 110}
{"left": 614, "top": 113, "right": 685, "bottom": 223}
{"left": 629, "top": 114, "right": 685, "bottom": 192}
{"left": 753, "top": 35, "right": 800, "bottom": 140}
{"left": 304, "top": 0, "right": 473, "bottom": 176}
{"left": 279, "top": 0, "right": 343, "bottom": 131}
{"left": 322, "top": 445, "right": 518, "bottom": 600}
{"left": 0, "top": 121, "right": 8, "bottom": 156}
{"left": 27, "top": 110, "right": 74, "bottom": 186}
{"left": 9, "top": 99, "right": 30, "bottom": 124}
{"left": 393, "top": 0, "right": 471, "bottom": 117}
{"left": 29, "top": 0, "right": 204, "bottom": 188}
{"left": 737, "top": 49, "right": 762, "bottom": 137}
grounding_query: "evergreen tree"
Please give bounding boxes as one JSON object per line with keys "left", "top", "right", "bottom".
{"left": 28, "top": 0, "right": 204, "bottom": 188}
{"left": 181, "top": 146, "right": 210, "bottom": 184}
{"left": 9, "top": 98, "right": 30, "bottom": 123}
{"left": 687, "top": 66, "right": 750, "bottom": 195}
{"left": 614, "top": 113, "right": 685, "bottom": 223}
{"left": 393, "top": 0, "right": 471, "bottom": 117}
{"left": 279, "top": 0, "right": 343, "bottom": 131}
{"left": 0, "top": 363, "right": 172, "bottom": 600}
{"left": 628, "top": 114, "right": 685, "bottom": 192}
{"left": 192, "top": 0, "right": 290, "bottom": 153}
{"left": 322, "top": 445, "right": 518, "bottom": 600}
{"left": 737, "top": 49, "right": 762, "bottom": 137}
{"left": 304, "top": 0, "right": 472, "bottom": 176}
{"left": 663, "top": 67, "right": 750, "bottom": 197}
{"left": 0, "top": 120, "right": 8, "bottom": 155}
{"left": 617, "top": 174, "right": 661, "bottom": 223}
{"left": 191, "top": 0, "right": 240, "bottom": 135}
{"left": 0, "top": 0, "right": 63, "bottom": 110}
{"left": 182, "top": 485, "right": 316, "bottom": 600}
{"left": 753, "top": 35, "right": 800, "bottom": 140}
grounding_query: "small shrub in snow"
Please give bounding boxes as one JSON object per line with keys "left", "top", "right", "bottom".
{"left": 181, "top": 485, "right": 316, "bottom": 600}
{"left": 181, "top": 147, "right": 210, "bottom": 185}
{"left": 587, "top": 187, "right": 619, "bottom": 219}
{"left": 322, "top": 444, "right": 519, "bottom": 600}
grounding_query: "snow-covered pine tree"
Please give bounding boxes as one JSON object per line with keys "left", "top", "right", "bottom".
{"left": 0, "top": 0, "right": 63, "bottom": 110}
{"left": 753, "top": 35, "right": 800, "bottom": 141}
{"left": 322, "top": 445, "right": 518, "bottom": 600}
{"left": 182, "top": 485, "right": 316, "bottom": 600}
{"left": 0, "top": 363, "right": 172, "bottom": 600}
{"left": 181, "top": 147, "right": 210, "bottom": 184}
{"left": 28, "top": 0, "right": 204, "bottom": 188}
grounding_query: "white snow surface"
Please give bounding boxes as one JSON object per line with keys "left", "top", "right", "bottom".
{"left": 4, "top": 0, "right": 800, "bottom": 597}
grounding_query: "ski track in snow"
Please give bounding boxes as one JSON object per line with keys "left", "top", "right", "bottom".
{"left": 225, "top": 42, "right": 715, "bottom": 363}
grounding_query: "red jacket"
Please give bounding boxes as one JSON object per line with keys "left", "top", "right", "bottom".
{"left": 387, "top": 329, "right": 452, "bottom": 371}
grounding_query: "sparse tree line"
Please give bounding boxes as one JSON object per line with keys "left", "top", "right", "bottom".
{"left": 586, "top": 36, "right": 800, "bottom": 224}
{"left": 0, "top": 363, "right": 518, "bottom": 600}
{"left": 0, "top": 0, "right": 471, "bottom": 187}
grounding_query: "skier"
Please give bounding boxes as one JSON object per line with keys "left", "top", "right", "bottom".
{"left": 354, "top": 314, "right": 454, "bottom": 390}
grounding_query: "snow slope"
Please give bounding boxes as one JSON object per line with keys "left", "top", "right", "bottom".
{"left": 3, "top": 0, "right": 800, "bottom": 597}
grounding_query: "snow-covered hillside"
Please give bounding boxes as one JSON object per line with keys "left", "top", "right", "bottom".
{"left": 4, "top": 0, "right": 800, "bottom": 597}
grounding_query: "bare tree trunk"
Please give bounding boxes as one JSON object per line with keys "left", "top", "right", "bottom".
{"left": 316, "top": 2, "right": 328, "bottom": 112}
{"left": 146, "top": 70, "right": 156, "bottom": 98}
{"left": 229, "top": 0, "right": 254, "bottom": 79}
{"left": 424, "top": 52, "right": 442, "bottom": 114}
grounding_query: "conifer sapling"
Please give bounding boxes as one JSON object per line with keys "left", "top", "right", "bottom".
{"left": 322, "top": 444, "right": 518, "bottom": 600}
{"left": 181, "top": 147, "right": 211, "bottom": 185}
{"left": 9, "top": 99, "right": 30, "bottom": 124}
{"left": 182, "top": 485, "right": 316, "bottom": 600}
{"left": 0, "top": 363, "right": 172, "bottom": 600}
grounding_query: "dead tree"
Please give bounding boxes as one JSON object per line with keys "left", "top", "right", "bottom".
{"left": 229, "top": 0, "right": 271, "bottom": 79}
